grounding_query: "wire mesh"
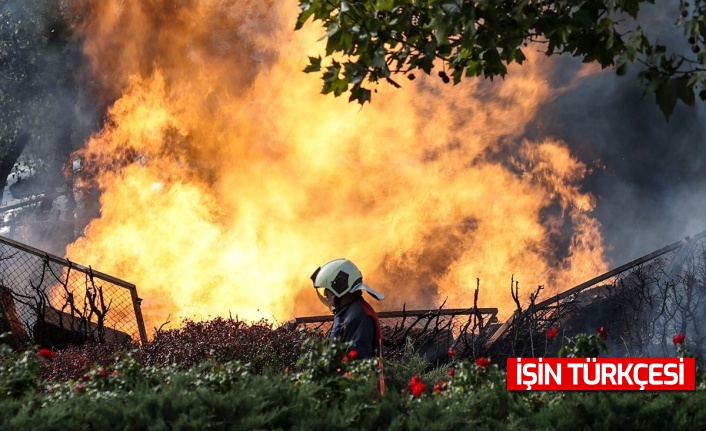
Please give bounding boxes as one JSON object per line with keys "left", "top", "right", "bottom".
{"left": 0, "top": 235, "right": 147, "bottom": 349}
{"left": 486, "top": 231, "right": 706, "bottom": 362}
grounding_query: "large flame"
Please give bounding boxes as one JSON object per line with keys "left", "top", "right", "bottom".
{"left": 65, "top": 0, "right": 607, "bottom": 334}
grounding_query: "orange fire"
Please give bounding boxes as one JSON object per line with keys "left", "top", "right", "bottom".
{"left": 65, "top": 0, "right": 607, "bottom": 335}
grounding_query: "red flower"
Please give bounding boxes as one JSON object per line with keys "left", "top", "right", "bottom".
{"left": 597, "top": 327, "right": 608, "bottom": 339}
{"left": 408, "top": 375, "right": 426, "bottom": 397}
{"left": 447, "top": 348, "right": 457, "bottom": 358}
{"left": 342, "top": 355, "right": 350, "bottom": 363}
{"left": 433, "top": 381, "right": 447, "bottom": 393}
{"left": 547, "top": 327, "right": 558, "bottom": 339}
{"left": 348, "top": 350, "right": 359, "bottom": 360}
{"left": 75, "top": 385, "right": 85, "bottom": 392}
{"left": 475, "top": 356, "right": 491, "bottom": 368}
{"left": 447, "top": 368, "right": 455, "bottom": 377}
{"left": 410, "top": 382, "right": 426, "bottom": 397}
{"left": 37, "top": 348, "right": 56, "bottom": 361}
{"left": 673, "top": 333, "right": 686, "bottom": 345}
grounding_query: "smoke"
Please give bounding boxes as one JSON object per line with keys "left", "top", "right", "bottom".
{"left": 0, "top": 0, "right": 100, "bottom": 254}
{"left": 536, "top": 57, "right": 706, "bottom": 266}
{"left": 531, "top": 0, "right": 706, "bottom": 265}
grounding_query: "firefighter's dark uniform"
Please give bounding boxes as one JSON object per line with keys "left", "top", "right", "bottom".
{"left": 330, "top": 294, "right": 382, "bottom": 359}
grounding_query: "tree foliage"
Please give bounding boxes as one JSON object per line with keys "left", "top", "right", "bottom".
{"left": 295, "top": 0, "right": 706, "bottom": 118}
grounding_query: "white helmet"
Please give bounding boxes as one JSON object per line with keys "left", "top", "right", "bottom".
{"left": 310, "top": 258, "right": 384, "bottom": 309}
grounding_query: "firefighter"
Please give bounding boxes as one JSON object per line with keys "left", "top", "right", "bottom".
{"left": 310, "top": 258, "right": 385, "bottom": 361}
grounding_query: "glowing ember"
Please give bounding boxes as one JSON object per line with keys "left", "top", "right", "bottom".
{"left": 65, "top": 0, "right": 607, "bottom": 334}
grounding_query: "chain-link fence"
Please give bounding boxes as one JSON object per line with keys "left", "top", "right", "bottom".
{"left": 0, "top": 235, "right": 147, "bottom": 349}
{"left": 486, "top": 231, "right": 706, "bottom": 362}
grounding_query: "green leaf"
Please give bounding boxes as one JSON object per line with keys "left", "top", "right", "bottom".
{"left": 698, "top": 48, "right": 706, "bottom": 65}
{"left": 673, "top": 75, "right": 696, "bottom": 107}
{"left": 375, "top": 0, "right": 395, "bottom": 12}
{"left": 323, "top": 76, "right": 349, "bottom": 97}
{"left": 322, "top": 62, "right": 348, "bottom": 97}
{"left": 325, "top": 25, "right": 342, "bottom": 56}
{"left": 618, "top": 0, "right": 644, "bottom": 18}
{"left": 513, "top": 48, "right": 526, "bottom": 64}
{"left": 428, "top": 15, "right": 451, "bottom": 45}
{"left": 349, "top": 85, "right": 371, "bottom": 104}
{"left": 303, "top": 56, "right": 322, "bottom": 73}
{"left": 372, "top": 48, "right": 387, "bottom": 69}
{"left": 326, "top": 22, "right": 340, "bottom": 38}
{"left": 654, "top": 79, "right": 679, "bottom": 119}
{"left": 452, "top": 67, "right": 463, "bottom": 83}
{"left": 295, "top": 3, "right": 318, "bottom": 31}
{"left": 615, "top": 61, "right": 629, "bottom": 76}
{"left": 441, "top": 0, "right": 461, "bottom": 15}
{"left": 465, "top": 60, "right": 482, "bottom": 77}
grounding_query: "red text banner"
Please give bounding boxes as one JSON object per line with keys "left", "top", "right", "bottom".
{"left": 506, "top": 357, "right": 696, "bottom": 391}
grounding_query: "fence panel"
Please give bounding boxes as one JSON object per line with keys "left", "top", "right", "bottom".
{"left": 486, "top": 231, "right": 706, "bottom": 361}
{"left": 0, "top": 236, "right": 147, "bottom": 348}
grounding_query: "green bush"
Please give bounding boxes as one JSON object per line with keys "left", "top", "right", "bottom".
{"left": 1, "top": 328, "right": 705, "bottom": 430}
{"left": 0, "top": 339, "right": 42, "bottom": 398}
{"left": 382, "top": 338, "right": 451, "bottom": 392}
